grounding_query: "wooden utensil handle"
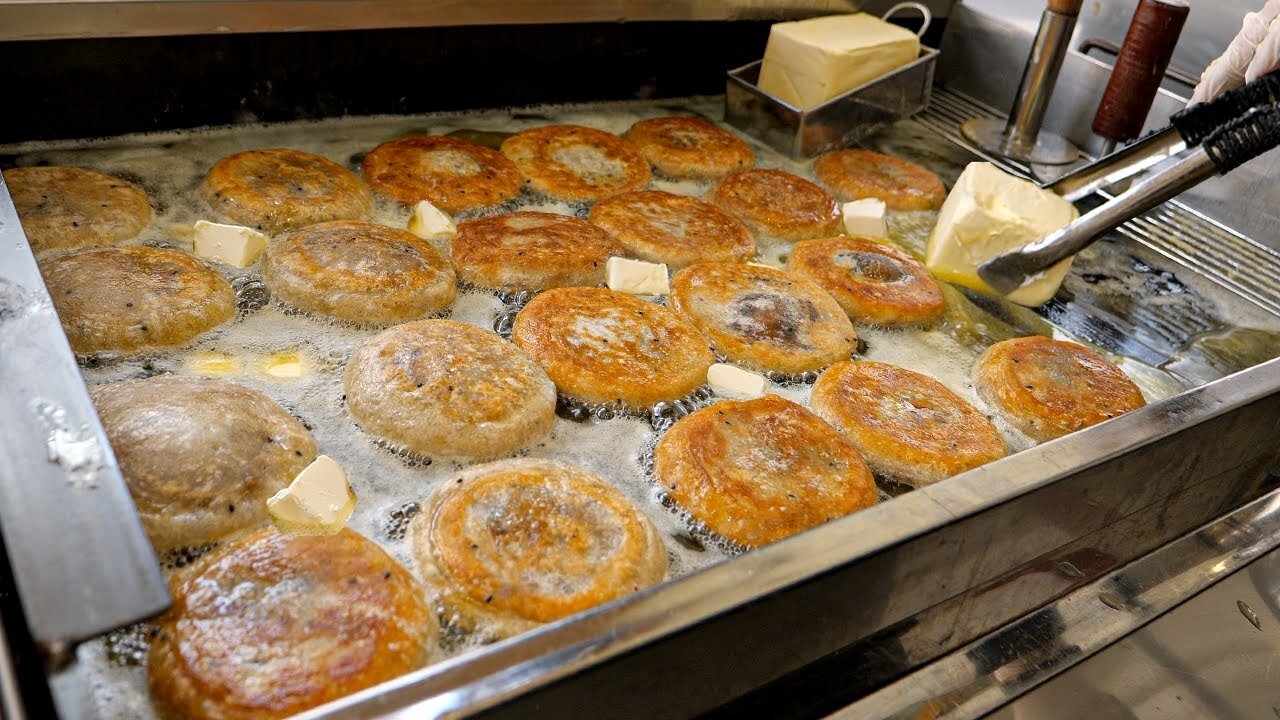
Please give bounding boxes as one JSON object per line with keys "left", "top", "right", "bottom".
{"left": 1092, "top": 0, "right": 1191, "bottom": 143}
{"left": 1048, "top": 0, "right": 1085, "bottom": 17}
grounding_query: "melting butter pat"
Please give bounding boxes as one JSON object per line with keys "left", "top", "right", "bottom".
{"left": 261, "top": 352, "right": 305, "bottom": 378}
{"left": 407, "top": 200, "right": 457, "bottom": 241}
{"left": 187, "top": 351, "right": 241, "bottom": 375}
{"left": 267, "top": 455, "right": 357, "bottom": 535}
{"left": 757, "top": 14, "right": 921, "bottom": 109}
{"left": 925, "top": 162, "right": 1079, "bottom": 307}
{"left": 606, "top": 257, "right": 670, "bottom": 295}
{"left": 842, "top": 198, "right": 888, "bottom": 238}
{"left": 192, "top": 220, "right": 268, "bottom": 268}
{"left": 707, "top": 363, "right": 766, "bottom": 400}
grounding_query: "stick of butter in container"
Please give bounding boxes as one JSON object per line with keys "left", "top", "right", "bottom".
{"left": 757, "top": 14, "right": 921, "bottom": 109}
{"left": 925, "top": 162, "right": 1079, "bottom": 307}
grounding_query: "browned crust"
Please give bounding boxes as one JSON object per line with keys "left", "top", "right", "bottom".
{"left": 512, "top": 287, "right": 715, "bottom": 408}
{"left": 973, "top": 336, "right": 1147, "bottom": 442}
{"left": 361, "top": 135, "right": 521, "bottom": 213}
{"left": 813, "top": 149, "right": 946, "bottom": 211}
{"left": 788, "top": 236, "right": 945, "bottom": 326}
{"left": 148, "top": 527, "right": 438, "bottom": 720}
{"left": 653, "top": 394, "right": 876, "bottom": 548}
{"left": 500, "top": 125, "right": 652, "bottom": 202}
{"left": 450, "top": 211, "right": 621, "bottom": 291}
{"left": 588, "top": 190, "right": 755, "bottom": 269}
{"left": 811, "top": 361, "right": 1007, "bottom": 487}
{"left": 41, "top": 246, "right": 235, "bottom": 357}
{"left": 412, "top": 458, "right": 666, "bottom": 639}
{"left": 707, "top": 169, "right": 840, "bottom": 243}
{"left": 623, "top": 116, "right": 754, "bottom": 180}
{"left": 261, "top": 220, "right": 456, "bottom": 325}
{"left": 3, "top": 166, "right": 152, "bottom": 255}
{"left": 91, "top": 375, "right": 316, "bottom": 550}
{"left": 343, "top": 319, "right": 557, "bottom": 460}
{"left": 668, "top": 262, "right": 856, "bottom": 374}
{"left": 200, "top": 148, "right": 373, "bottom": 235}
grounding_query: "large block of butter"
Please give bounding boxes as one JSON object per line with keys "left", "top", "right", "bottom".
{"left": 757, "top": 14, "right": 920, "bottom": 109}
{"left": 925, "top": 162, "right": 1079, "bottom": 307}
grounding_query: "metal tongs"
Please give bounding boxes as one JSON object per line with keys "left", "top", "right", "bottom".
{"left": 978, "top": 70, "right": 1280, "bottom": 295}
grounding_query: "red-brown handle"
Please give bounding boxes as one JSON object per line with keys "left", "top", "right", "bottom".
{"left": 1092, "top": 0, "right": 1191, "bottom": 143}
{"left": 1048, "top": 0, "right": 1085, "bottom": 17}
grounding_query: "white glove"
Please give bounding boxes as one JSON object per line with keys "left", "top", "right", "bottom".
{"left": 1190, "top": 0, "right": 1280, "bottom": 104}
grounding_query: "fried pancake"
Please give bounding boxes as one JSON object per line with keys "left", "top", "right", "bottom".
{"left": 343, "top": 320, "right": 556, "bottom": 459}
{"left": 500, "top": 125, "right": 652, "bottom": 202}
{"left": 788, "top": 235, "right": 945, "bottom": 326}
{"left": 91, "top": 375, "right": 316, "bottom": 550}
{"left": 974, "top": 336, "right": 1147, "bottom": 442}
{"left": 811, "top": 361, "right": 1007, "bottom": 487}
{"left": 707, "top": 169, "right": 840, "bottom": 243}
{"left": 624, "top": 116, "right": 754, "bottom": 180}
{"left": 200, "top": 148, "right": 373, "bottom": 234}
{"left": 41, "top": 246, "right": 235, "bottom": 356}
{"left": 513, "top": 287, "right": 715, "bottom": 408}
{"left": 588, "top": 190, "right": 755, "bottom": 269}
{"left": 668, "top": 262, "right": 856, "bottom": 374}
{"left": 412, "top": 458, "right": 666, "bottom": 639}
{"left": 450, "top": 211, "right": 621, "bottom": 292}
{"left": 3, "top": 166, "right": 152, "bottom": 255}
{"left": 261, "top": 220, "right": 456, "bottom": 326}
{"left": 361, "top": 135, "right": 521, "bottom": 213}
{"left": 653, "top": 394, "right": 875, "bottom": 548}
{"left": 813, "top": 149, "right": 946, "bottom": 211}
{"left": 149, "top": 527, "right": 438, "bottom": 720}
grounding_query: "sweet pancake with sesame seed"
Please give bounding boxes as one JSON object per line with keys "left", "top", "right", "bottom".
{"left": 450, "top": 211, "right": 620, "bottom": 292}
{"left": 707, "top": 169, "right": 840, "bottom": 243}
{"left": 668, "top": 262, "right": 856, "bottom": 374}
{"left": 788, "top": 235, "right": 945, "bottom": 326}
{"left": 500, "top": 125, "right": 651, "bottom": 202}
{"left": 361, "top": 135, "right": 521, "bottom": 213}
{"left": 653, "top": 394, "right": 876, "bottom": 548}
{"left": 973, "top": 336, "right": 1146, "bottom": 442}
{"left": 813, "top": 149, "right": 946, "bottom": 211}
{"left": 812, "top": 360, "right": 1007, "bottom": 487}
{"left": 149, "top": 527, "right": 438, "bottom": 720}
{"left": 588, "top": 190, "right": 755, "bottom": 269}
{"left": 412, "top": 458, "right": 666, "bottom": 641}
{"left": 200, "top": 148, "right": 373, "bottom": 234}
{"left": 624, "top": 116, "right": 753, "bottom": 180}
{"left": 41, "top": 246, "right": 235, "bottom": 357}
{"left": 512, "top": 287, "right": 715, "bottom": 409}
{"left": 343, "top": 319, "right": 556, "bottom": 460}
{"left": 261, "top": 220, "right": 456, "bottom": 326}
{"left": 4, "top": 166, "right": 152, "bottom": 255}
{"left": 91, "top": 375, "right": 317, "bottom": 550}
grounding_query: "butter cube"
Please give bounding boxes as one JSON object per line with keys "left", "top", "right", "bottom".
{"left": 925, "top": 162, "right": 1079, "bottom": 307}
{"left": 192, "top": 220, "right": 268, "bottom": 267}
{"left": 841, "top": 198, "right": 888, "bottom": 238}
{"left": 707, "top": 363, "right": 766, "bottom": 400}
{"left": 407, "top": 200, "right": 457, "bottom": 241}
{"left": 606, "top": 257, "right": 670, "bottom": 295}
{"left": 757, "top": 14, "right": 921, "bottom": 109}
{"left": 267, "top": 455, "right": 357, "bottom": 535}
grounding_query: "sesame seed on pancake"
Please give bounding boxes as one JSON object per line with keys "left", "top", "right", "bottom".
{"left": 812, "top": 360, "right": 1007, "bottom": 487}
{"left": 361, "top": 135, "right": 521, "bottom": 213}
{"left": 500, "top": 125, "right": 651, "bottom": 203}
{"left": 200, "top": 148, "right": 373, "bottom": 234}
{"left": 788, "top": 235, "right": 945, "bottom": 326}
{"left": 4, "top": 166, "right": 152, "bottom": 255}
{"left": 624, "top": 116, "right": 753, "bottom": 180}
{"left": 261, "top": 220, "right": 456, "bottom": 326}
{"left": 412, "top": 458, "right": 666, "bottom": 640}
{"left": 588, "top": 190, "right": 755, "bottom": 269}
{"left": 669, "top": 262, "right": 856, "bottom": 375}
{"left": 450, "top": 210, "right": 621, "bottom": 292}
{"left": 707, "top": 169, "right": 840, "bottom": 243}
{"left": 653, "top": 394, "right": 876, "bottom": 548}
{"left": 974, "top": 336, "right": 1147, "bottom": 442}
{"left": 512, "top": 287, "right": 715, "bottom": 409}
{"left": 813, "top": 149, "right": 946, "bottom": 211}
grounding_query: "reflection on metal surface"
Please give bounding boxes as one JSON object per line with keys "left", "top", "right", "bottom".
{"left": 833, "top": 488, "right": 1280, "bottom": 720}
